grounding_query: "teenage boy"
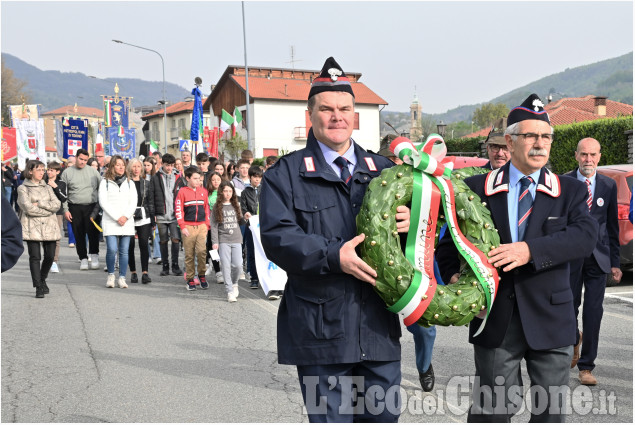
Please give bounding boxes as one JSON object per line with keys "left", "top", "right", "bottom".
{"left": 46, "top": 161, "right": 67, "bottom": 273}
{"left": 195, "top": 152, "right": 211, "bottom": 186}
{"left": 175, "top": 166, "right": 210, "bottom": 291}
{"left": 149, "top": 153, "right": 183, "bottom": 276}
{"left": 240, "top": 165, "right": 262, "bottom": 289}
{"left": 231, "top": 159, "right": 251, "bottom": 198}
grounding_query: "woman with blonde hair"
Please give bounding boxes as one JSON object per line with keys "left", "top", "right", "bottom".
{"left": 126, "top": 158, "right": 154, "bottom": 284}
{"left": 17, "top": 160, "right": 61, "bottom": 298}
{"left": 99, "top": 155, "right": 137, "bottom": 288}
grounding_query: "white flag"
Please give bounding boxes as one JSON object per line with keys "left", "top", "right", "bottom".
{"left": 249, "top": 215, "right": 287, "bottom": 295}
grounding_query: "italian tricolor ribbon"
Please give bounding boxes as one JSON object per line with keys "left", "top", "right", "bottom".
{"left": 386, "top": 134, "right": 499, "bottom": 337}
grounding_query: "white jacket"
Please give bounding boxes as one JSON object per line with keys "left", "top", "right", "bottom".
{"left": 98, "top": 177, "right": 137, "bottom": 236}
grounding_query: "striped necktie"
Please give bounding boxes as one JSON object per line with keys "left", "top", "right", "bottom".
{"left": 585, "top": 179, "right": 593, "bottom": 211}
{"left": 517, "top": 176, "right": 534, "bottom": 241}
{"left": 334, "top": 156, "right": 352, "bottom": 186}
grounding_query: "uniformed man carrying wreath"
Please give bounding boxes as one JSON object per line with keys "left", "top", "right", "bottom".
{"left": 260, "top": 57, "right": 410, "bottom": 422}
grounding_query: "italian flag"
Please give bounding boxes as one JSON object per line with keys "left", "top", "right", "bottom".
{"left": 233, "top": 107, "right": 243, "bottom": 137}
{"left": 220, "top": 109, "right": 234, "bottom": 136}
{"left": 104, "top": 99, "right": 113, "bottom": 127}
{"left": 149, "top": 140, "right": 159, "bottom": 154}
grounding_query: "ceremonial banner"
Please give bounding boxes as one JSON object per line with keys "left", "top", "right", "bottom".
{"left": 103, "top": 96, "right": 130, "bottom": 128}
{"left": 1, "top": 127, "right": 17, "bottom": 162}
{"left": 190, "top": 86, "right": 204, "bottom": 142}
{"left": 95, "top": 122, "right": 104, "bottom": 153}
{"left": 106, "top": 126, "right": 135, "bottom": 159}
{"left": 15, "top": 119, "right": 45, "bottom": 169}
{"left": 55, "top": 120, "right": 64, "bottom": 158}
{"left": 249, "top": 215, "right": 287, "bottom": 295}
{"left": 9, "top": 104, "right": 40, "bottom": 128}
{"left": 62, "top": 118, "right": 89, "bottom": 159}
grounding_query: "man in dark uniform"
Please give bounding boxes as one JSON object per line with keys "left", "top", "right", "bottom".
{"left": 567, "top": 137, "right": 621, "bottom": 386}
{"left": 437, "top": 94, "right": 598, "bottom": 422}
{"left": 260, "top": 57, "right": 409, "bottom": 422}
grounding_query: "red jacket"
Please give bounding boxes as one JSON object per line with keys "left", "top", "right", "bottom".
{"left": 175, "top": 185, "right": 210, "bottom": 230}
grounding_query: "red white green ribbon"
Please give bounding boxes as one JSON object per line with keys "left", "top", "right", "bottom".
{"left": 386, "top": 134, "right": 499, "bottom": 335}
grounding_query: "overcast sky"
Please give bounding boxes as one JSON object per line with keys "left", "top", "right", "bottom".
{"left": 2, "top": 1, "right": 632, "bottom": 113}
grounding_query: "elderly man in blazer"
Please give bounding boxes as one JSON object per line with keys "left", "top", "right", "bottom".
{"left": 438, "top": 94, "right": 598, "bottom": 422}
{"left": 566, "top": 137, "right": 621, "bottom": 386}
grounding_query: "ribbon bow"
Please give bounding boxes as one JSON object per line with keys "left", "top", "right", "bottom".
{"left": 387, "top": 134, "right": 498, "bottom": 337}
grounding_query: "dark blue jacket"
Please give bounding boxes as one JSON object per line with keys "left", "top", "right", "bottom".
{"left": 437, "top": 162, "right": 598, "bottom": 350}
{"left": 1, "top": 196, "right": 23, "bottom": 272}
{"left": 260, "top": 129, "right": 401, "bottom": 365}
{"left": 565, "top": 170, "right": 620, "bottom": 272}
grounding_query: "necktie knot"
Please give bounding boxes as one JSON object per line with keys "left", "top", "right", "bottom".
{"left": 334, "top": 156, "right": 352, "bottom": 186}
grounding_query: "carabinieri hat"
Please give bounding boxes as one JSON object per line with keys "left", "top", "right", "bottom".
{"left": 308, "top": 57, "right": 354, "bottom": 100}
{"left": 507, "top": 93, "right": 550, "bottom": 126}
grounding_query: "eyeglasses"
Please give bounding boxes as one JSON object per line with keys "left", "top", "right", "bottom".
{"left": 487, "top": 145, "right": 509, "bottom": 153}
{"left": 511, "top": 133, "right": 553, "bottom": 144}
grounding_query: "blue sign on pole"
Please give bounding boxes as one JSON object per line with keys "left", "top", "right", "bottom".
{"left": 179, "top": 139, "right": 190, "bottom": 151}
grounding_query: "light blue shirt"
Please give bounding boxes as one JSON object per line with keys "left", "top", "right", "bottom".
{"left": 507, "top": 163, "right": 542, "bottom": 243}
{"left": 317, "top": 139, "right": 357, "bottom": 179}
{"left": 576, "top": 169, "right": 596, "bottom": 201}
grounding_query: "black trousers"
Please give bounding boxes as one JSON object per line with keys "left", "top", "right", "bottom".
{"left": 27, "top": 241, "right": 56, "bottom": 287}
{"left": 128, "top": 223, "right": 152, "bottom": 273}
{"left": 68, "top": 203, "right": 100, "bottom": 259}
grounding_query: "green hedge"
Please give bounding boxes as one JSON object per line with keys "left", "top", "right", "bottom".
{"left": 445, "top": 136, "right": 485, "bottom": 154}
{"left": 550, "top": 117, "right": 633, "bottom": 174}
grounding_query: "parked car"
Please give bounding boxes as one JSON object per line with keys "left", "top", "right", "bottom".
{"left": 595, "top": 164, "right": 633, "bottom": 269}
{"left": 445, "top": 156, "right": 488, "bottom": 169}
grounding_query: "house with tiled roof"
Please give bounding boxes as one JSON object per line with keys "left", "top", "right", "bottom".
{"left": 141, "top": 98, "right": 210, "bottom": 155}
{"left": 203, "top": 65, "right": 388, "bottom": 158}
{"left": 544, "top": 95, "right": 632, "bottom": 126}
{"left": 41, "top": 104, "right": 106, "bottom": 158}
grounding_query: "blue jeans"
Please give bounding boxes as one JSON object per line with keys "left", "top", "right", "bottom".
{"left": 105, "top": 235, "right": 131, "bottom": 276}
{"left": 152, "top": 227, "right": 161, "bottom": 258}
{"left": 4, "top": 186, "right": 12, "bottom": 202}
{"left": 67, "top": 220, "right": 76, "bottom": 244}
{"left": 406, "top": 323, "right": 436, "bottom": 373}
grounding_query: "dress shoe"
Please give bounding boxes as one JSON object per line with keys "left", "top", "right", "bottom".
{"left": 41, "top": 280, "right": 50, "bottom": 295}
{"left": 579, "top": 370, "right": 597, "bottom": 386}
{"left": 419, "top": 364, "right": 435, "bottom": 392}
{"left": 35, "top": 286, "right": 45, "bottom": 298}
{"left": 571, "top": 331, "right": 582, "bottom": 368}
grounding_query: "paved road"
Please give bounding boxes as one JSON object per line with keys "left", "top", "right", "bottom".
{"left": 2, "top": 244, "right": 632, "bottom": 422}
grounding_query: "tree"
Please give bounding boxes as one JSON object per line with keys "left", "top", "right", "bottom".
{"left": 1, "top": 61, "right": 31, "bottom": 126}
{"left": 472, "top": 103, "right": 509, "bottom": 129}
{"left": 221, "top": 134, "right": 248, "bottom": 160}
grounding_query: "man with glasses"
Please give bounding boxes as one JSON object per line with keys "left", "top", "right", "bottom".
{"left": 438, "top": 94, "right": 597, "bottom": 421}
{"left": 94, "top": 151, "right": 105, "bottom": 172}
{"left": 483, "top": 118, "right": 511, "bottom": 170}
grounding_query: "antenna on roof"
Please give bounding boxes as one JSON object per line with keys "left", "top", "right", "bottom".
{"left": 286, "top": 45, "right": 303, "bottom": 70}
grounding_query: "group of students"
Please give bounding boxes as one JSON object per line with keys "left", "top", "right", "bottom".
{"left": 14, "top": 147, "right": 278, "bottom": 303}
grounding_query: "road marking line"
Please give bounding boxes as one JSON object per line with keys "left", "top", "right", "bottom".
{"left": 604, "top": 294, "right": 633, "bottom": 304}
{"left": 604, "top": 311, "right": 633, "bottom": 321}
{"left": 605, "top": 291, "right": 633, "bottom": 296}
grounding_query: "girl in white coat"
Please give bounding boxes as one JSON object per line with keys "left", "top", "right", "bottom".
{"left": 99, "top": 155, "right": 137, "bottom": 288}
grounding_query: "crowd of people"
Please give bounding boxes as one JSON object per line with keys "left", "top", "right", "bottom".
{"left": 8, "top": 146, "right": 280, "bottom": 302}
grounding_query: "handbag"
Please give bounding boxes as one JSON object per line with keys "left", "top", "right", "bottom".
{"left": 134, "top": 180, "right": 146, "bottom": 221}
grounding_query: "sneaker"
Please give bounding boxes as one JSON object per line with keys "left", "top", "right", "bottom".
{"left": 160, "top": 268, "right": 170, "bottom": 277}
{"left": 106, "top": 274, "right": 115, "bottom": 288}
{"left": 130, "top": 272, "right": 138, "bottom": 283}
{"left": 268, "top": 291, "right": 281, "bottom": 300}
{"left": 205, "top": 263, "right": 213, "bottom": 276}
{"left": 154, "top": 258, "right": 162, "bottom": 265}
{"left": 239, "top": 270, "right": 246, "bottom": 280}
{"left": 193, "top": 276, "right": 201, "bottom": 286}
{"left": 90, "top": 254, "right": 100, "bottom": 269}
{"left": 118, "top": 276, "right": 128, "bottom": 288}
{"left": 186, "top": 279, "right": 197, "bottom": 291}
{"left": 142, "top": 273, "right": 151, "bottom": 284}
{"left": 50, "top": 262, "right": 59, "bottom": 273}
{"left": 227, "top": 292, "right": 237, "bottom": 303}
{"left": 80, "top": 258, "right": 89, "bottom": 270}
{"left": 199, "top": 276, "right": 209, "bottom": 289}
{"left": 69, "top": 243, "right": 75, "bottom": 248}
{"left": 233, "top": 284, "right": 239, "bottom": 298}
{"left": 250, "top": 280, "right": 259, "bottom": 289}
{"left": 172, "top": 266, "right": 183, "bottom": 276}
{"left": 216, "top": 272, "right": 224, "bottom": 284}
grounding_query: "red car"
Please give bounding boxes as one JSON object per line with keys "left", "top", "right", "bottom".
{"left": 596, "top": 164, "right": 633, "bottom": 269}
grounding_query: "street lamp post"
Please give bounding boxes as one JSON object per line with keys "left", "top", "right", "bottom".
{"left": 112, "top": 40, "right": 167, "bottom": 153}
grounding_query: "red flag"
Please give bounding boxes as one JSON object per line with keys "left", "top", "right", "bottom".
{"left": 1, "top": 127, "right": 17, "bottom": 161}
{"left": 210, "top": 127, "right": 219, "bottom": 158}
